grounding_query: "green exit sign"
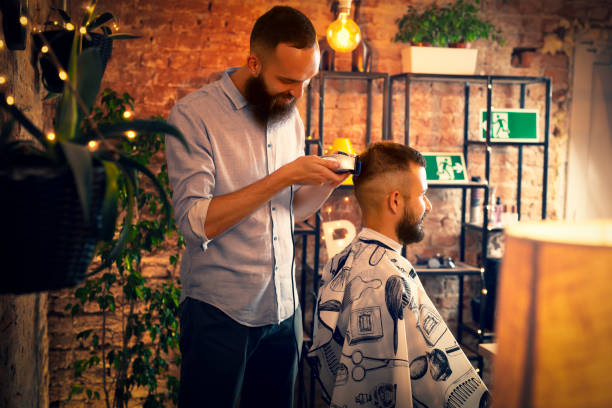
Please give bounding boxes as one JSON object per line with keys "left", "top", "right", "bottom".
{"left": 423, "top": 153, "right": 467, "bottom": 184}
{"left": 480, "top": 109, "right": 539, "bottom": 142}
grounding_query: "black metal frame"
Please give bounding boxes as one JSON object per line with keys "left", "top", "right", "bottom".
{"left": 389, "top": 72, "right": 551, "bottom": 368}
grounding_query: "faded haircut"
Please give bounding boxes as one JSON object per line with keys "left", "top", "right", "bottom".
{"left": 353, "top": 142, "right": 426, "bottom": 210}
{"left": 250, "top": 6, "right": 316, "bottom": 55}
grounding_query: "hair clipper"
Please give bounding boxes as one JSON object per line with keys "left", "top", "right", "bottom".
{"left": 322, "top": 151, "right": 362, "bottom": 176}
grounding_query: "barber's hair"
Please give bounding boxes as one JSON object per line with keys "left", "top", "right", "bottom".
{"left": 354, "top": 142, "right": 426, "bottom": 206}
{"left": 250, "top": 6, "right": 316, "bottom": 54}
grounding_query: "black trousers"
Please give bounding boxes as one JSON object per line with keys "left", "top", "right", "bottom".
{"left": 178, "top": 297, "right": 302, "bottom": 408}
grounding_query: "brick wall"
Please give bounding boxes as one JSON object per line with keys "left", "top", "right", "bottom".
{"left": 44, "top": 0, "right": 611, "bottom": 406}
{"left": 0, "top": 0, "right": 52, "bottom": 407}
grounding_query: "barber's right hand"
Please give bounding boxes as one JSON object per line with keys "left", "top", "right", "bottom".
{"left": 280, "top": 155, "right": 347, "bottom": 186}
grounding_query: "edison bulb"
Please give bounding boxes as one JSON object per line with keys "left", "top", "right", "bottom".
{"left": 326, "top": 12, "right": 361, "bottom": 53}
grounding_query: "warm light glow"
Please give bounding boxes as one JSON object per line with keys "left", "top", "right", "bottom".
{"left": 46, "top": 132, "right": 56, "bottom": 141}
{"left": 482, "top": 288, "right": 488, "bottom": 295}
{"left": 88, "top": 140, "right": 98, "bottom": 150}
{"left": 123, "top": 111, "right": 133, "bottom": 119}
{"left": 344, "top": 197, "right": 350, "bottom": 203}
{"left": 126, "top": 130, "right": 136, "bottom": 139}
{"left": 79, "top": 26, "right": 87, "bottom": 34}
{"left": 0, "top": 76, "right": 6, "bottom": 84}
{"left": 19, "top": 16, "right": 28, "bottom": 26}
{"left": 326, "top": 8, "right": 361, "bottom": 53}
{"left": 327, "top": 207, "right": 332, "bottom": 214}
{"left": 0, "top": 40, "right": 4, "bottom": 49}
{"left": 53, "top": 21, "right": 59, "bottom": 26}
{"left": 59, "top": 70, "right": 68, "bottom": 80}
{"left": 41, "top": 45, "right": 49, "bottom": 53}
{"left": 66, "top": 23, "right": 75, "bottom": 31}
{"left": 6, "top": 95, "right": 15, "bottom": 105}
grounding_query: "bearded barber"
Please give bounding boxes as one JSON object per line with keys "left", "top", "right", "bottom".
{"left": 164, "top": 6, "right": 347, "bottom": 408}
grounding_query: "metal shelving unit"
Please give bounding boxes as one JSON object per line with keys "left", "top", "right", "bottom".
{"left": 389, "top": 73, "right": 551, "bottom": 369}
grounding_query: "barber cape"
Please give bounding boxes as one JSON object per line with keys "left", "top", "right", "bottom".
{"left": 308, "top": 228, "right": 490, "bottom": 408}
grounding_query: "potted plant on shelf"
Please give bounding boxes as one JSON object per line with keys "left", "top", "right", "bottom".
{"left": 33, "top": 2, "right": 137, "bottom": 94}
{"left": 394, "top": 0, "right": 504, "bottom": 75}
{"left": 0, "top": 25, "right": 187, "bottom": 294}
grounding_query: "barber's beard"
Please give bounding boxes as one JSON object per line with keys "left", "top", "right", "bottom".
{"left": 396, "top": 207, "right": 426, "bottom": 245}
{"left": 244, "top": 75, "right": 297, "bottom": 125}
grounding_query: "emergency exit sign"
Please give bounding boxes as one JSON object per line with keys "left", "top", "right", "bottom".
{"left": 423, "top": 153, "right": 467, "bottom": 184}
{"left": 480, "top": 109, "right": 539, "bottom": 142}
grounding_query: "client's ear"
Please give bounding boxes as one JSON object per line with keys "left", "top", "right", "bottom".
{"left": 387, "top": 190, "right": 402, "bottom": 215}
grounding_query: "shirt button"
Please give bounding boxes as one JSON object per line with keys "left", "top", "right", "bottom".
{"left": 272, "top": 207, "right": 276, "bottom": 211}
{"left": 267, "top": 143, "right": 272, "bottom": 148}
{"left": 273, "top": 236, "right": 278, "bottom": 241}
{"left": 275, "top": 266, "right": 279, "bottom": 271}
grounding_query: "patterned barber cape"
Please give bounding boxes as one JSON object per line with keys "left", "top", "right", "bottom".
{"left": 308, "top": 228, "right": 490, "bottom": 408}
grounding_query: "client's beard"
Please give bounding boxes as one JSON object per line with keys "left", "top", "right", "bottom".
{"left": 396, "top": 207, "right": 426, "bottom": 245}
{"left": 244, "top": 75, "right": 297, "bottom": 125}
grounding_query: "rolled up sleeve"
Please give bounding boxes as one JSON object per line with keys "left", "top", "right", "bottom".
{"left": 166, "top": 103, "right": 215, "bottom": 249}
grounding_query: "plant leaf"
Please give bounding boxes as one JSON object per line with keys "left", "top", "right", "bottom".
{"left": 118, "top": 154, "right": 172, "bottom": 228}
{"left": 51, "top": 7, "right": 71, "bottom": 23}
{"left": 88, "top": 12, "right": 113, "bottom": 29}
{"left": 56, "top": 31, "right": 80, "bottom": 141}
{"left": 100, "top": 161, "right": 120, "bottom": 241}
{"left": 108, "top": 34, "right": 141, "bottom": 40}
{"left": 93, "top": 120, "right": 189, "bottom": 152}
{"left": 43, "top": 92, "right": 61, "bottom": 101}
{"left": 58, "top": 141, "right": 93, "bottom": 222}
{"left": 87, "top": 162, "right": 136, "bottom": 275}
{"left": 0, "top": 92, "right": 47, "bottom": 147}
{"left": 76, "top": 47, "right": 103, "bottom": 122}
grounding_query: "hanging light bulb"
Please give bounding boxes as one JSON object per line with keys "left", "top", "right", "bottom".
{"left": 326, "top": 0, "right": 361, "bottom": 53}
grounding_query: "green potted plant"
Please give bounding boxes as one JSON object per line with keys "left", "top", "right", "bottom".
{"left": 33, "top": 1, "right": 137, "bottom": 93}
{"left": 0, "top": 19, "right": 187, "bottom": 294}
{"left": 394, "top": 0, "right": 504, "bottom": 74}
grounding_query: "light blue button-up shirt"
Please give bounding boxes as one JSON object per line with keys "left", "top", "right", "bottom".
{"left": 165, "top": 68, "right": 304, "bottom": 326}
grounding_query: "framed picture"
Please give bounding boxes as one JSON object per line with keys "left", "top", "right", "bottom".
{"left": 479, "top": 108, "right": 539, "bottom": 142}
{"left": 423, "top": 152, "right": 468, "bottom": 184}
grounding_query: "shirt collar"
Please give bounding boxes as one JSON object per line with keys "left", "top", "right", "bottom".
{"left": 358, "top": 228, "right": 403, "bottom": 253}
{"left": 220, "top": 67, "right": 248, "bottom": 111}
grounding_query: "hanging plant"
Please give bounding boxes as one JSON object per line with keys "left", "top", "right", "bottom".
{"left": 0, "top": 4, "right": 188, "bottom": 294}
{"left": 33, "top": 1, "right": 138, "bottom": 94}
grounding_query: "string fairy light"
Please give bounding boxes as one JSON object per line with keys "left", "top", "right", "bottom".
{"left": 126, "top": 130, "right": 136, "bottom": 139}
{"left": 0, "top": 76, "right": 6, "bottom": 84}
{"left": 6, "top": 95, "right": 15, "bottom": 105}
{"left": 46, "top": 132, "right": 56, "bottom": 141}
{"left": 123, "top": 111, "right": 132, "bottom": 119}
{"left": 41, "top": 45, "right": 49, "bottom": 53}
{"left": 58, "top": 70, "right": 68, "bottom": 81}
{"left": 88, "top": 140, "right": 98, "bottom": 150}
{"left": 79, "top": 27, "right": 87, "bottom": 34}
{"left": 0, "top": 39, "right": 4, "bottom": 49}
{"left": 65, "top": 22, "right": 75, "bottom": 31}
{"left": 19, "top": 16, "right": 28, "bottom": 26}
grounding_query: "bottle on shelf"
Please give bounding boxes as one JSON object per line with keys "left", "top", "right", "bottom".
{"left": 470, "top": 176, "right": 483, "bottom": 224}
{"left": 493, "top": 197, "right": 503, "bottom": 227}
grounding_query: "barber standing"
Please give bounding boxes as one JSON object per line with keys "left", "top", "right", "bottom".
{"left": 165, "top": 6, "right": 347, "bottom": 408}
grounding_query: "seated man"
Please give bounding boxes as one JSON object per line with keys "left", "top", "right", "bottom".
{"left": 308, "top": 142, "right": 490, "bottom": 408}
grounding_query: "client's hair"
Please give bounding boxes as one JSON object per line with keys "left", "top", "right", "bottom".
{"left": 353, "top": 142, "right": 426, "bottom": 209}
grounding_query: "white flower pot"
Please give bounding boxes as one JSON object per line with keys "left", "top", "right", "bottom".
{"left": 401, "top": 46, "right": 478, "bottom": 75}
